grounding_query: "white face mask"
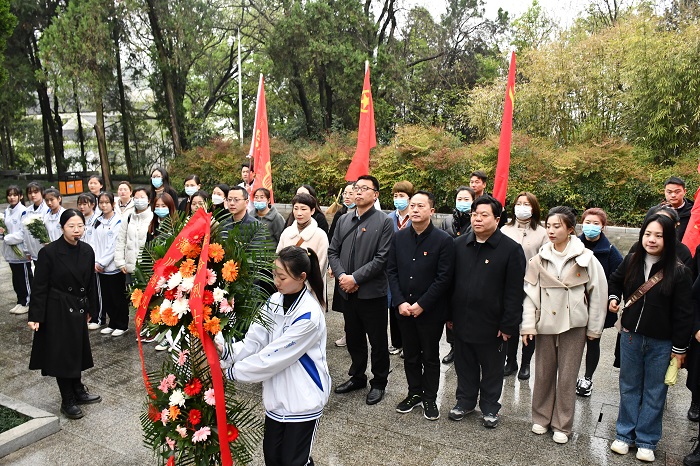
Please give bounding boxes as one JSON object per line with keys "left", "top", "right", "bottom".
{"left": 134, "top": 198, "right": 149, "bottom": 211}
{"left": 514, "top": 205, "right": 532, "bottom": 220}
{"left": 211, "top": 194, "right": 225, "bottom": 205}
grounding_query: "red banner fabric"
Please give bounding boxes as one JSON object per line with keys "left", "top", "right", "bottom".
{"left": 492, "top": 52, "right": 516, "bottom": 206}
{"left": 683, "top": 185, "right": 700, "bottom": 257}
{"left": 345, "top": 65, "right": 376, "bottom": 182}
{"left": 249, "top": 75, "right": 274, "bottom": 203}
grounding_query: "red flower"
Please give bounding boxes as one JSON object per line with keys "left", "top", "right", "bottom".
{"left": 167, "top": 455, "right": 175, "bottom": 466}
{"left": 202, "top": 290, "right": 214, "bottom": 306}
{"left": 227, "top": 424, "right": 239, "bottom": 442}
{"left": 163, "top": 265, "right": 179, "bottom": 279}
{"left": 184, "top": 378, "right": 202, "bottom": 397}
{"left": 188, "top": 408, "right": 202, "bottom": 426}
{"left": 164, "top": 288, "right": 176, "bottom": 300}
{"left": 147, "top": 404, "right": 160, "bottom": 423}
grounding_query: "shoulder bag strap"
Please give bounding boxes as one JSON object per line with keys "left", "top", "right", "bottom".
{"left": 624, "top": 270, "right": 664, "bottom": 308}
{"left": 337, "top": 209, "right": 377, "bottom": 249}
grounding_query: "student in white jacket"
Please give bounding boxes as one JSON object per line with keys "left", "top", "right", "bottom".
{"left": 1, "top": 186, "right": 32, "bottom": 314}
{"left": 114, "top": 187, "right": 153, "bottom": 283}
{"left": 42, "top": 189, "right": 66, "bottom": 243}
{"left": 219, "top": 246, "right": 330, "bottom": 466}
{"left": 92, "top": 193, "right": 128, "bottom": 337}
{"left": 24, "top": 182, "right": 49, "bottom": 264}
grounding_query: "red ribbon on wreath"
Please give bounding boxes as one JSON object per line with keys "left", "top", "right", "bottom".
{"left": 134, "top": 209, "right": 233, "bottom": 466}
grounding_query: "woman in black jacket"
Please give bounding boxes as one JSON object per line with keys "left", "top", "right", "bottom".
{"left": 608, "top": 213, "right": 693, "bottom": 462}
{"left": 28, "top": 209, "right": 101, "bottom": 419}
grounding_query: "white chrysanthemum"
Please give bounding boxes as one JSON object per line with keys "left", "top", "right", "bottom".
{"left": 179, "top": 276, "right": 195, "bottom": 292}
{"left": 167, "top": 272, "right": 182, "bottom": 290}
{"left": 161, "top": 298, "right": 172, "bottom": 310}
{"left": 155, "top": 277, "right": 167, "bottom": 292}
{"left": 168, "top": 389, "right": 186, "bottom": 407}
{"left": 212, "top": 287, "right": 227, "bottom": 303}
{"left": 171, "top": 298, "right": 189, "bottom": 318}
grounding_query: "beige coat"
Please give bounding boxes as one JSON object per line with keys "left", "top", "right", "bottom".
{"left": 501, "top": 222, "right": 549, "bottom": 261}
{"left": 521, "top": 235, "right": 607, "bottom": 338}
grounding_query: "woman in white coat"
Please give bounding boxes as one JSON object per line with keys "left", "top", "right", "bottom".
{"left": 114, "top": 187, "right": 153, "bottom": 284}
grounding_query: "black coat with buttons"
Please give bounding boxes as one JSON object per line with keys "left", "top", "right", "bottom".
{"left": 29, "top": 236, "right": 97, "bottom": 378}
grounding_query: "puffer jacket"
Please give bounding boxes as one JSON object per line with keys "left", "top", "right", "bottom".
{"left": 114, "top": 209, "right": 154, "bottom": 273}
{"left": 522, "top": 235, "right": 608, "bottom": 338}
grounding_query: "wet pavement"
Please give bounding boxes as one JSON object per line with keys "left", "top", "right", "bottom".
{"left": 0, "top": 207, "right": 696, "bottom": 465}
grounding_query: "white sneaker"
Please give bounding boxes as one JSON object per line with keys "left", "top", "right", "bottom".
{"left": 552, "top": 431, "right": 568, "bottom": 444}
{"left": 13, "top": 305, "right": 29, "bottom": 314}
{"left": 636, "top": 447, "right": 655, "bottom": 462}
{"left": 8, "top": 304, "right": 21, "bottom": 314}
{"left": 532, "top": 424, "right": 548, "bottom": 435}
{"left": 87, "top": 322, "right": 101, "bottom": 330}
{"left": 155, "top": 344, "right": 168, "bottom": 351}
{"left": 610, "top": 440, "right": 629, "bottom": 455}
{"left": 100, "top": 327, "right": 114, "bottom": 335}
{"left": 335, "top": 335, "right": 347, "bottom": 347}
{"left": 111, "top": 329, "right": 126, "bottom": 337}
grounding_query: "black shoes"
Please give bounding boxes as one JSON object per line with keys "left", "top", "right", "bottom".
{"left": 396, "top": 394, "right": 423, "bottom": 413}
{"left": 482, "top": 413, "right": 499, "bottom": 428}
{"left": 423, "top": 400, "right": 440, "bottom": 421}
{"left": 74, "top": 385, "right": 102, "bottom": 405}
{"left": 685, "top": 438, "right": 700, "bottom": 466}
{"left": 689, "top": 402, "right": 700, "bottom": 422}
{"left": 60, "top": 402, "right": 84, "bottom": 419}
{"left": 442, "top": 347, "right": 455, "bottom": 364}
{"left": 448, "top": 404, "right": 474, "bottom": 421}
{"left": 518, "top": 364, "right": 531, "bottom": 380}
{"left": 334, "top": 379, "right": 367, "bottom": 394}
{"left": 366, "top": 388, "right": 385, "bottom": 405}
{"left": 503, "top": 360, "right": 518, "bottom": 377}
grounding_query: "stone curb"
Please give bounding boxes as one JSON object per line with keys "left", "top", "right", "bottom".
{"left": 0, "top": 393, "right": 60, "bottom": 458}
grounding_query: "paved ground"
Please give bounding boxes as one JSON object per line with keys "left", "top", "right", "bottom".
{"left": 0, "top": 204, "right": 696, "bottom": 465}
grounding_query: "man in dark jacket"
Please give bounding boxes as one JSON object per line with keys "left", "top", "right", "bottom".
{"left": 448, "top": 195, "right": 526, "bottom": 428}
{"left": 387, "top": 191, "right": 454, "bottom": 421}
{"left": 329, "top": 175, "right": 394, "bottom": 405}
{"left": 662, "top": 176, "right": 694, "bottom": 241}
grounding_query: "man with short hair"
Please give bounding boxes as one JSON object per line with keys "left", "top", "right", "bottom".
{"left": 239, "top": 164, "right": 254, "bottom": 190}
{"left": 387, "top": 191, "right": 454, "bottom": 421}
{"left": 329, "top": 175, "right": 394, "bottom": 405}
{"left": 662, "top": 176, "right": 694, "bottom": 240}
{"left": 469, "top": 171, "right": 488, "bottom": 199}
{"left": 449, "top": 195, "right": 526, "bottom": 428}
{"left": 387, "top": 180, "right": 415, "bottom": 356}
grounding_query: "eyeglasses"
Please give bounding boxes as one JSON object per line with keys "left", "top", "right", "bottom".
{"left": 470, "top": 212, "right": 493, "bottom": 219}
{"left": 352, "top": 186, "right": 376, "bottom": 193}
{"left": 227, "top": 198, "right": 245, "bottom": 203}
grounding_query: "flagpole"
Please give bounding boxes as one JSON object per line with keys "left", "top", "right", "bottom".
{"left": 238, "top": 29, "right": 243, "bottom": 146}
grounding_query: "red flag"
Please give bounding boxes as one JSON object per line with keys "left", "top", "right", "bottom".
{"left": 346, "top": 63, "right": 376, "bottom": 181}
{"left": 249, "top": 74, "right": 274, "bottom": 203}
{"left": 682, "top": 164, "right": 700, "bottom": 256}
{"left": 492, "top": 52, "right": 516, "bottom": 205}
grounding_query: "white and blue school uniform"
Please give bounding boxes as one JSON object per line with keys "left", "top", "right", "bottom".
{"left": 92, "top": 213, "right": 128, "bottom": 331}
{"left": 80, "top": 211, "right": 99, "bottom": 248}
{"left": 24, "top": 202, "right": 49, "bottom": 261}
{"left": 2, "top": 203, "right": 32, "bottom": 306}
{"left": 43, "top": 207, "right": 66, "bottom": 243}
{"left": 221, "top": 287, "right": 330, "bottom": 464}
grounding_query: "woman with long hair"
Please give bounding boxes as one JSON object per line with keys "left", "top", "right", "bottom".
{"left": 500, "top": 192, "right": 548, "bottom": 380}
{"left": 148, "top": 167, "right": 179, "bottom": 208}
{"left": 178, "top": 174, "right": 201, "bottom": 215}
{"left": 521, "top": 206, "right": 607, "bottom": 444}
{"left": 609, "top": 213, "right": 692, "bottom": 462}
{"left": 148, "top": 192, "right": 178, "bottom": 241}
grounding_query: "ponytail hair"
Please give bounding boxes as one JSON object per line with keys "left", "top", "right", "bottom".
{"left": 277, "top": 246, "right": 325, "bottom": 308}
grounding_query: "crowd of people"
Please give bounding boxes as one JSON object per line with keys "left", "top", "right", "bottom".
{"left": 3, "top": 166, "right": 700, "bottom": 465}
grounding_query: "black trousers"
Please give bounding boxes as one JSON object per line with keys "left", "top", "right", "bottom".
{"left": 263, "top": 416, "right": 318, "bottom": 466}
{"left": 445, "top": 325, "right": 454, "bottom": 345}
{"left": 342, "top": 295, "right": 390, "bottom": 389}
{"left": 388, "top": 306, "right": 402, "bottom": 348}
{"left": 97, "top": 273, "right": 129, "bottom": 330}
{"left": 506, "top": 335, "right": 535, "bottom": 366}
{"left": 56, "top": 377, "right": 82, "bottom": 404}
{"left": 9, "top": 262, "right": 32, "bottom": 306}
{"left": 454, "top": 336, "right": 507, "bottom": 415}
{"left": 398, "top": 316, "right": 443, "bottom": 402}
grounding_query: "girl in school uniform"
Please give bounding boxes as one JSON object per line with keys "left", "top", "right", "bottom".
{"left": 1, "top": 185, "right": 32, "bottom": 314}
{"left": 43, "top": 188, "right": 66, "bottom": 243}
{"left": 219, "top": 246, "right": 330, "bottom": 466}
{"left": 24, "top": 182, "right": 49, "bottom": 265}
{"left": 77, "top": 193, "right": 101, "bottom": 330}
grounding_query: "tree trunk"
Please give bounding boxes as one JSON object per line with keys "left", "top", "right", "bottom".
{"left": 53, "top": 94, "right": 65, "bottom": 176}
{"left": 73, "top": 83, "right": 87, "bottom": 172}
{"left": 94, "top": 100, "right": 112, "bottom": 189}
{"left": 41, "top": 113, "right": 54, "bottom": 180}
{"left": 5, "top": 126, "right": 14, "bottom": 167}
{"left": 291, "top": 62, "right": 313, "bottom": 136}
{"left": 30, "top": 35, "right": 60, "bottom": 180}
{"left": 0, "top": 125, "right": 8, "bottom": 168}
{"left": 113, "top": 24, "right": 133, "bottom": 179}
{"left": 145, "top": 0, "right": 184, "bottom": 156}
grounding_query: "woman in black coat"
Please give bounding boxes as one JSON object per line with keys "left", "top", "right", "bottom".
{"left": 28, "top": 209, "right": 101, "bottom": 419}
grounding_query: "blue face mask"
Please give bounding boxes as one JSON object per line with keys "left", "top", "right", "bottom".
{"left": 455, "top": 201, "right": 472, "bottom": 213}
{"left": 151, "top": 177, "right": 163, "bottom": 189}
{"left": 345, "top": 202, "right": 356, "bottom": 209}
{"left": 184, "top": 186, "right": 198, "bottom": 197}
{"left": 154, "top": 207, "right": 169, "bottom": 218}
{"left": 582, "top": 224, "right": 602, "bottom": 239}
{"left": 394, "top": 198, "right": 409, "bottom": 211}
{"left": 254, "top": 201, "right": 267, "bottom": 211}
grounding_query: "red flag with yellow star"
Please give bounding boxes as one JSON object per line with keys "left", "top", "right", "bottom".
{"left": 249, "top": 74, "right": 274, "bottom": 202}
{"left": 493, "top": 52, "right": 516, "bottom": 205}
{"left": 346, "top": 63, "right": 376, "bottom": 181}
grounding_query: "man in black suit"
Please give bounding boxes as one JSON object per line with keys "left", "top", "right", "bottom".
{"left": 387, "top": 191, "right": 454, "bottom": 421}
{"left": 448, "top": 195, "right": 526, "bottom": 429}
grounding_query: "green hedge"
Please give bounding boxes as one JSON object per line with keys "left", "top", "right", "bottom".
{"left": 169, "top": 126, "right": 700, "bottom": 226}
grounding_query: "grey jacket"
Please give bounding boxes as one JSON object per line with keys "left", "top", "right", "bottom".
{"left": 328, "top": 207, "right": 394, "bottom": 300}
